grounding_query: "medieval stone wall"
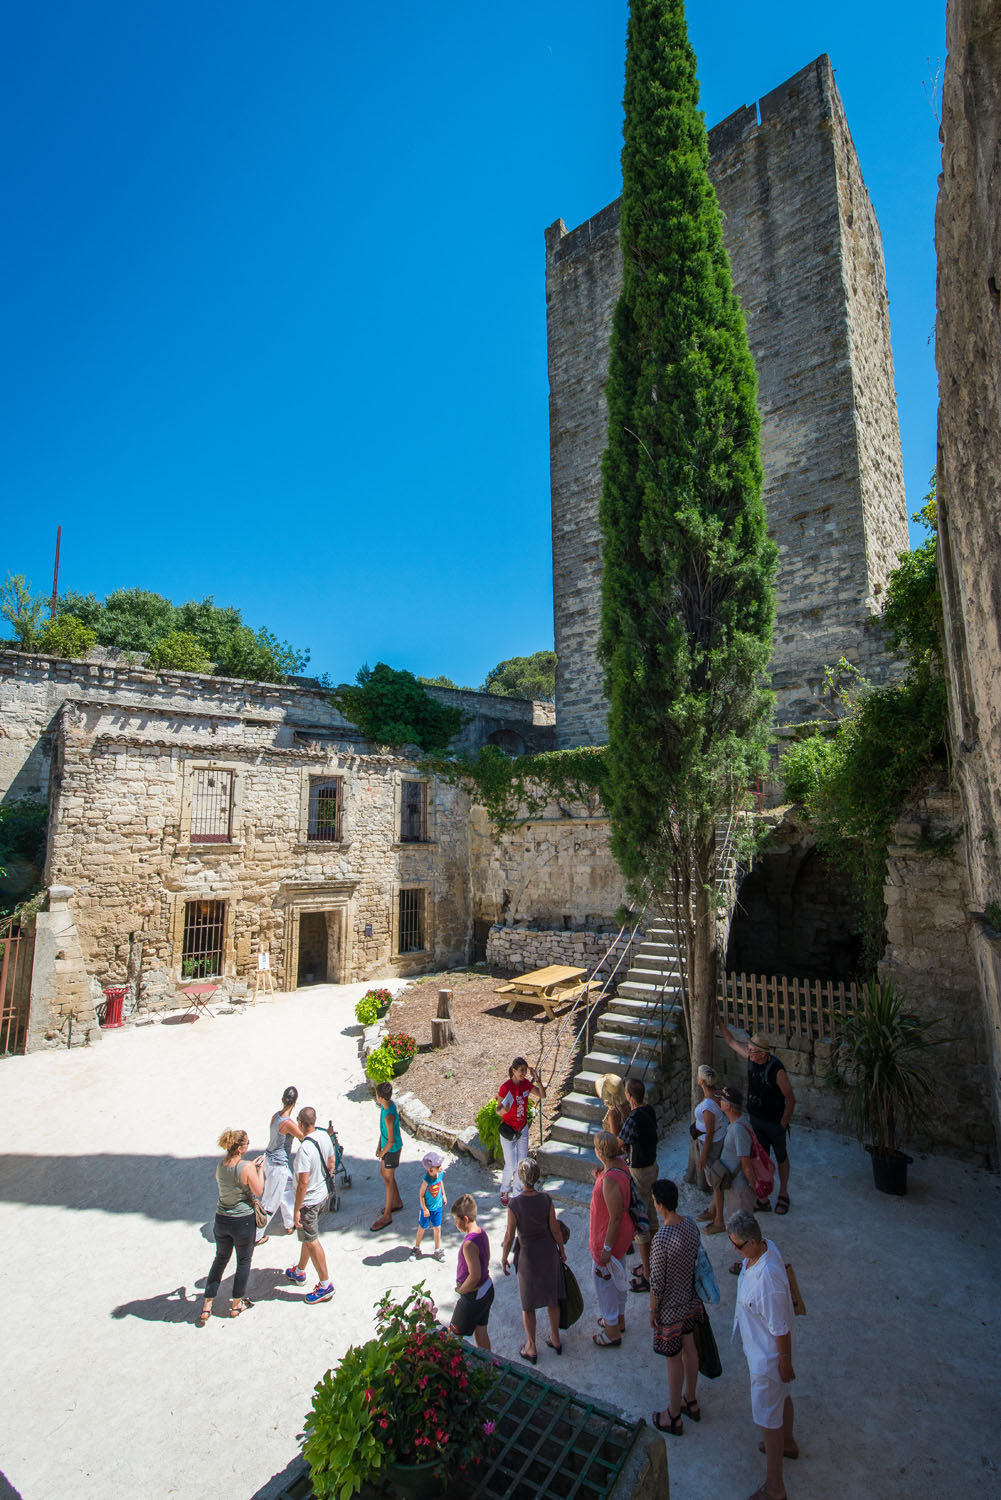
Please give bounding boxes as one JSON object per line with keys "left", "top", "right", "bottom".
{"left": 42, "top": 697, "right": 472, "bottom": 1000}
{"left": 0, "top": 649, "right": 547, "bottom": 806}
{"left": 546, "top": 55, "right": 909, "bottom": 747}
{"left": 935, "top": 0, "right": 1001, "bottom": 1149}
{"left": 485, "top": 923, "right": 620, "bottom": 975}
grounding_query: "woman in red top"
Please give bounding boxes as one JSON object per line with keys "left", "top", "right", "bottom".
{"left": 497, "top": 1056, "right": 545, "bottom": 1206}
{"left": 589, "top": 1131, "right": 634, "bottom": 1347}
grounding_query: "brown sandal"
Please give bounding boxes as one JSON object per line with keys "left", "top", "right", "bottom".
{"left": 229, "top": 1299, "right": 254, "bottom": 1317}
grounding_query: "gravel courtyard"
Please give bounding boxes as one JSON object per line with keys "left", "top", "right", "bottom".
{"left": 0, "top": 981, "right": 998, "bottom": 1500}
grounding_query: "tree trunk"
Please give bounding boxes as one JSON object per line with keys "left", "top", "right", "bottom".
{"left": 431, "top": 989, "right": 455, "bottom": 1047}
{"left": 689, "top": 837, "right": 718, "bottom": 1112}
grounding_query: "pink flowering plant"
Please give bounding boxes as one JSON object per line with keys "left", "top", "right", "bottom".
{"left": 302, "top": 1283, "right": 497, "bottom": 1499}
{"left": 384, "top": 1032, "right": 417, "bottom": 1064}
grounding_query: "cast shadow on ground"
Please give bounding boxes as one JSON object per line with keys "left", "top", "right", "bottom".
{"left": 0, "top": 1472, "right": 24, "bottom": 1500}
{"left": 360, "top": 1244, "right": 421, "bottom": 1267}
{"left": 0, "top": 1146, "right": 373, "bottom": 1222}
{"left": 110, "top": 1264, "right": 310, "bottom": 1323}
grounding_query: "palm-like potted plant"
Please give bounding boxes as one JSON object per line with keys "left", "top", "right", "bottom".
{"left": 302, "top": 1282, "right": 497, "bottom": 1499}
{"left": 836, "top": 980, "right": 943, "bottom": 1195}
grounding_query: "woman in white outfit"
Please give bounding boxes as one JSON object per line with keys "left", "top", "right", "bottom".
{"left": 257, "top": 1085, "right": 303, "bottom": 1243}
{"left": 496, "top": 1057, "right": 545, "bottom": 1206}
{"left": 728, "top": 1209, "right": 799, "bottom": 1500}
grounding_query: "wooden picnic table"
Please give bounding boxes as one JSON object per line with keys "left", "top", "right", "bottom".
{"left": 495, "top": 964, "right": 589, "bottom": 1020}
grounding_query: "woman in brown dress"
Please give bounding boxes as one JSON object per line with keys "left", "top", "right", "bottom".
{"left": 648, "top": 1177, "right": 705, "bottom": 1435}
{"left": 500, "top": 1158, "right": 566, "bottom": 1361}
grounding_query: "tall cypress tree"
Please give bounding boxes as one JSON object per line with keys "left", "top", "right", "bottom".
{"left": 599, "top": 0, "right": 777, "bottom": 1096}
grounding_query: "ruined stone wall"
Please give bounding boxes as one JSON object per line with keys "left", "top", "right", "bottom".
{"left": 43, "top": 699, "right": 473, "bottom": 1000}
{"left": 546, "top": 55, "right": 909, "bottom": 747}
{"left": 0, "top": 650, "right": 547, "bottom": 805}
{"left": 935, "top": 0, "right": 1001, "bottom": 1149}
{"left": 467, "top": 804, "right": 626, "bottom": 933}
{"left": 878, "top": 789, "right": 994, "bottom": 1164}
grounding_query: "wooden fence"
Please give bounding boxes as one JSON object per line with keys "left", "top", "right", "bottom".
{"left": 717, "top": 971, "right": 858, "bottom": 1040}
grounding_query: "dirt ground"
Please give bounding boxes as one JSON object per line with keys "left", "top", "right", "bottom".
{"left": 385, "top": 968, "right": 582, "bottom": 1131}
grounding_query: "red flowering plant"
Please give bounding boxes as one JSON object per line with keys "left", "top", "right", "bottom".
{"left": 384, "top": 1032, "right": 417, "bottom": 1064}
{"left": 302, "top": 1283, "right": 497, "bottom": 1498}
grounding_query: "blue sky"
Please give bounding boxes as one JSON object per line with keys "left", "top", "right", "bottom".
{"left": 2, "top": 2, "right": 945, "bottom": 688}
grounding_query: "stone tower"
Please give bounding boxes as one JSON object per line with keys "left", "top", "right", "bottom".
{"left": 546, "top": 55, "right": 909, "bottom": 748}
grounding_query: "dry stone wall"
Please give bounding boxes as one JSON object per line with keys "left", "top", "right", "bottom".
{"left": 468, "top": 803, "right": 626, "bottom": 933}
{"left": 935, "top": 0, "right": 1001, "bottom": 1151}
{"left": 546, "top": 55, "right": 909, "bottom": 747}
{"left": 485, "top": 923, "right": 619, "bottom": 974}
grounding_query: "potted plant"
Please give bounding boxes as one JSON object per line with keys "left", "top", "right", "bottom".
{"left": 836, "top": 980, "right": 943, "bottom": 1195}
{"left": 355, "top": 988, "right": 395, "bottom": 1026}
{"left": 385, "top": 1032, "right": 418, "bottom": 1076}
{"left": 302, "top": 1282, "right": 496, "bottom": 1500}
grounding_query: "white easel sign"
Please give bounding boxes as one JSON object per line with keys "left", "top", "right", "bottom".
{"left": 257, "top": 951, "right": 271, "bottom": 971}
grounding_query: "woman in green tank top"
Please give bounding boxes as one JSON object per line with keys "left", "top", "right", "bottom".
{"left": 197, "top": 1128, "right": 265, "bottom": 1324}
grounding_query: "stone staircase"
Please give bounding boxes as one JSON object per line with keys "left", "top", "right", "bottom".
{"left": 537, "top": 910, "right": 686, "bottom": 1186}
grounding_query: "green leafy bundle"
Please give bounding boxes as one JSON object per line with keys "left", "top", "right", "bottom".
{"left": 331, "top": 662, "right": 467, "bottom": 752}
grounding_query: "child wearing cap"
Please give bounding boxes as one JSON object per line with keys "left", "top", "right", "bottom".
{"left": 410, "top": 1151, "right": 448, "bottom": 1261}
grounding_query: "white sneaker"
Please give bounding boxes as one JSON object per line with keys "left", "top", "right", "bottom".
{"left": 432, "top": 1248, "right": 445, "bottom": 1262}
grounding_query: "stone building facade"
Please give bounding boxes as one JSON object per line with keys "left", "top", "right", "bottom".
{"left": 0, "top": 650, "right": 554, "bottom": 1033}
{"left": 935, "top": 0, "right": 1001, "bottom": 1147}
{"left": 547, "top": 54, "right": 909, "bottom": 748}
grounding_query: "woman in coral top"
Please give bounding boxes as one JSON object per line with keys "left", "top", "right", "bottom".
{"left": 589, "top": 1131, "right": 634, "bottom": 1347}
{"left": 496, "top": 1056, "right": 545, "bottom": 1206}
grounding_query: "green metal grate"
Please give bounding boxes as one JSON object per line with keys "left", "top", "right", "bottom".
{"left": 260, "top": 1352, "right": 644, "bottom": 1500}
{"left": 465, "top": 1350, "right": 640, "bottom": 1500}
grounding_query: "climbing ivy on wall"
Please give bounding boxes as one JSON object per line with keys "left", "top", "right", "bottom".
{"left": 430, "top": 745, "right": 608, "bottom": 832}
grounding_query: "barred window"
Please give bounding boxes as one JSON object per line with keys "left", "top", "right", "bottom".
{"left": 181, "top": 900, "right": 226, "bottom": 979}
{"left": 400, "top": 780, "right": 428, "bottom": 843}
{"left": 190, "top": 769, "right": 233, "bottom": 843}
{"left": 307, "top": 778, "right": 342, "bottom": 842}
{"left": 398, "top": 888, "right": 426, "bottom": 954}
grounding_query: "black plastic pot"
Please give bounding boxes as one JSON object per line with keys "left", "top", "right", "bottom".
{"left": 866, "top": 1146, "right": 912, "bottom": 1196}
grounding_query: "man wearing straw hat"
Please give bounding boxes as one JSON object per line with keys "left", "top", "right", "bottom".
{"left": 717, "top": 1020, "right": 795, "bottom": 1215}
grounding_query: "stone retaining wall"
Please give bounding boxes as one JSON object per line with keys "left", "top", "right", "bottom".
{"left": 486, "top": 923, "right": 619, "bottom": 974}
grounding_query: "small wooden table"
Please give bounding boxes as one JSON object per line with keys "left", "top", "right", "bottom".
{"left": 178, "top": 983, "right": 219, "bottom": 1020}
{"left": 495, "top": 965, "right": 589, "bottom": 1020}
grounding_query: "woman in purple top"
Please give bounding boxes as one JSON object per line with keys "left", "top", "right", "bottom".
{"left": 448, "top": 1193, "right": 493, "bottom": 1349}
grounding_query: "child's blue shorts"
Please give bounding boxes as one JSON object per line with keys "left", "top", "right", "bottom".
{"left": 418, "top": 1204, "right": 443, "bottom": 1229}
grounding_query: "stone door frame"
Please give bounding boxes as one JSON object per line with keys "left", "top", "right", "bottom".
{"left": 283, "top": 880, "right": 358, "bottom": 989}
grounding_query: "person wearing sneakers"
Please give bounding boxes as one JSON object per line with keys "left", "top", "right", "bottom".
{"left": 284, "top": 1107, "right": 335, "bottom": 1304}
{"left": 410, "top": 1151, "right": 447, "bottom": 1260}
{"left": 496, "top": 1057, "right": 545, "bottom": 1206}
{"left": 371, "top": 1081, "right": 403, "bottom": 1232}
{"left": 718, "top": 1020, "right": 795, "bottom": 1215}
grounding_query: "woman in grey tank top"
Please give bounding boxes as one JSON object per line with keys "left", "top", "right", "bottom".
{"left": 257, "top": 1085, "right": 303, "bottom": 1242}
{"left": 197, "top": 1128, "right": 265, "bottom": 1324}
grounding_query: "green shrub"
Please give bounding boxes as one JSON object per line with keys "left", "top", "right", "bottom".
{"left": 364, "top": 1044, "right": 395, "bottom": 1084}
{"left": 36, "top": 614, "right": 96, "bottom": 659}
{"left": 474, "top": 1095, "right": 534, "bottom": 1163}
{"left": 354, "top": 988, "right": 393, "bottom": 1025}
{"left": 147, "top": 630, "right": 213, "bottom": 673}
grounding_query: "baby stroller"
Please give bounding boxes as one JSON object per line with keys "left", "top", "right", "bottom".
{"left": 323, "top": 1120, "right": 352, "bottom": 1212}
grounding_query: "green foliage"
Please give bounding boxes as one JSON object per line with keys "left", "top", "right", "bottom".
{"left": 302, "top": 1283, "right": 497, "bottom": 1497}
{"left": 364, "top": 1043, "right": 396, "bottom": 1084}
{"left": 418, "top": 674, "right": 463, "bottom": 689}
{"left": 596, "top": 0, "right": 776, "bottom": 1079}
{"left": 331, "top": 663, "right": 467, "bottom": 752}
{"left": 0, "top": 800, "right": 49, "bottom": 908}
{"left": 432, "top": 745, "right": 607, "bottom": 833}
{"left": 984, "top": 901, "right": 1001, "bottom": 934}
{"left": 0, "top": 574, "right": 46, "bottom": 649}
{"left": 55, "top": 587, "right": 309, "bottom": 682}
{"left": 146, "top": 630, "right": 214, "bottom": 673}
{"left": 480, "top": 650, "right": 557, "bottom": 701}
{"left": 781, "top": 491, "right": 948, "bottom": 972}
{"left": 836, "top": 981, "right": 944, "bottom": 1153}
{"left": 385, "top": 1032, "right": 417, "bottom": 1064}
{"left": 474, "top": 1096, "right": 533, "bottom": 1162}
{"left": 355, "top": 988, "right": 393, "bottom": 1026}
{"left": 36, "top": 613, "right": 97, "bottom": 659}
{"left": 474, "top": 1098, "right": 504, "bottom": 1162}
